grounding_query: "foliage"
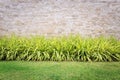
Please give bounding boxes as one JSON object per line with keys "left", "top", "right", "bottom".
{"left": 0, "top": 35, "right": 120, "bottom": 61}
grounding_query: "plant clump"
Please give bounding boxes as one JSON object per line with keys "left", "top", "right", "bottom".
{"left": 0, "top": 35, "right": 120, "bottom": 61}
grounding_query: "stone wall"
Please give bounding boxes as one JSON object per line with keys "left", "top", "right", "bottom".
{"left": 0, "top": 0, "right": 120, "bottom": 38}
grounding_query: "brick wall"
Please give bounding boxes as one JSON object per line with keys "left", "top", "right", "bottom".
{"left": 0, "top": 0, "right": 120, "bottom": 38}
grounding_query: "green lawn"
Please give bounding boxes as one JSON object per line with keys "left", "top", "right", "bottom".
{"left": 0, "top": 62, "right": 120, "bottom": 80}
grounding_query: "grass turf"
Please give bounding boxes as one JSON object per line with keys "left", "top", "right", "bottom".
{"left": 0, "top": 62, "right": 120, "bottom": 80}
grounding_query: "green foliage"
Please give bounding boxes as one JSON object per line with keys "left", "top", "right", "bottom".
{"left": 0, "top": 35, "right": 120, "bottom": 61}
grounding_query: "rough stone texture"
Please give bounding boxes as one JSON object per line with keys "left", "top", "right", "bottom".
{"left": 0, "top": 0, "right": 120, "bottom": 38}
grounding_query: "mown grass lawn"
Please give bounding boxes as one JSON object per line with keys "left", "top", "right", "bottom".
{"left": 0, "top": 62, "right": 120, "bottom": 80}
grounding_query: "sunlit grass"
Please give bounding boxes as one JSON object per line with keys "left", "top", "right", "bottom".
{"left": 0, "top": 62, "right": 120, "bottom": 80}
{"left": 0, "top": 35, "right": 120, "bottom": 61}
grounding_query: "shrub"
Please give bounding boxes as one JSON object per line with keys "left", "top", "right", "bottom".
{"left": 0, "top": 35, "right": 120, "bottom": 61}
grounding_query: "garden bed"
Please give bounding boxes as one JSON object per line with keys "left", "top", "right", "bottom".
{"left": 0, "top": 35, "right": 120, "bottom": 61}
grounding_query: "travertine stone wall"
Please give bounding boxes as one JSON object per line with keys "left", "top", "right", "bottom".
{"left": 0, "top": 0, "right": 120, "bottom": 38}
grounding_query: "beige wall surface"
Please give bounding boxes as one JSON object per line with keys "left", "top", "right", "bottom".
{"left": 0, "top": 0, "right": 120, "bottom": 38}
